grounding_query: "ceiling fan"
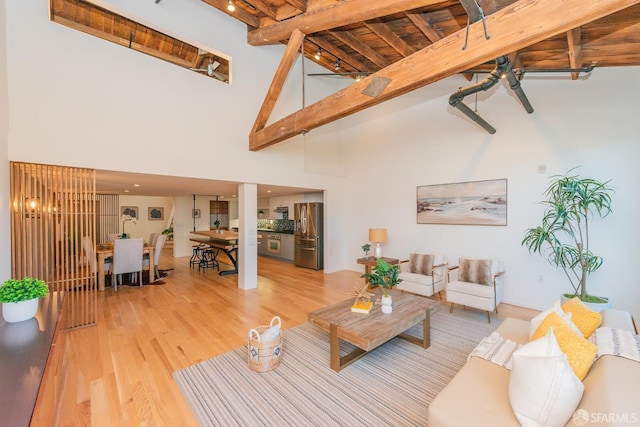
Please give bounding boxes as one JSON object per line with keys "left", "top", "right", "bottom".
{"left": 189, "top": 60, "right": 227, "bottom": 82}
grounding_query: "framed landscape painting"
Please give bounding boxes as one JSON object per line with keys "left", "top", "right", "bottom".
{"left": 417, "top": 179, "right": 507, "bottom": 226}
{"left": 148, "top": 207, "right": 164, "bottom": 221}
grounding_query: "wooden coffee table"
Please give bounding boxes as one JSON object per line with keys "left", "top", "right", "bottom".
{"left": 308, "top": 289, "right": 439, "bottom": 372}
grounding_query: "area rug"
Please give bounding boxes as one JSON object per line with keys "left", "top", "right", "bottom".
{"left": 173, "top": 306, "right": 500, "bottom": 427}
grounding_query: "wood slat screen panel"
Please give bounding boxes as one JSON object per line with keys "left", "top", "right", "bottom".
{"left": 97, "top": 194, "right": 119, "bottom": 243}
{"left": 10, "top": 162, "right": 97, "bottom": 329}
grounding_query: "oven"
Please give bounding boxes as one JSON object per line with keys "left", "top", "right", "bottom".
{"left": 267, "top": 234, "right": 281, "bottom": 256}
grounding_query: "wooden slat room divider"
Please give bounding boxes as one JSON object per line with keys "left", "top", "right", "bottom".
{"left": 10, "top": 162, "right": 97, "bottom": 329}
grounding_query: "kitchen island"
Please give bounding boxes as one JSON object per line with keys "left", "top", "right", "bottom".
{"left": 190, "top": 230, "right": 240, "bottom": 276}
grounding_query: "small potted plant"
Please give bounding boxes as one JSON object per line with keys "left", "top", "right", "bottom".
{"left": 361, "top": 243, "right": 371, "bottom": 259}
{"left": 213, "top": 218, "right": 222, "bottom": 233}
{"left": 0, "top": 277, "right": 49, "bottom": 323}
{"left": 162, "top": 226, "right": 173, "bottom": 241}
{"left": 361, "top": 259, "right": 402, "bottom": 313}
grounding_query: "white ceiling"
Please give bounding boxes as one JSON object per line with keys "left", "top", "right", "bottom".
{"left": 95, "top": 169, "right": 322, "bottom": 199}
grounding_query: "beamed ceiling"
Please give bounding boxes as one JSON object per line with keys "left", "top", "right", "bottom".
{"left": 53, "top": 0, "right": 640, "bottom": 150}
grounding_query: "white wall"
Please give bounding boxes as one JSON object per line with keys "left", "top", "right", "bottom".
{"left": 338, "top": 68, "right": 640, "bottom": 319}
{"left": 2, "top": 1, "right": 639, "bottom": 319}
{"left": 0, "top": 0, "right": 10, "bottom": 281}
{"left": 117, "top": 195, "right": 173, "bottom": 239}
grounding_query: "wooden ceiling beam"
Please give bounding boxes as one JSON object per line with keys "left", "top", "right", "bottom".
{"left": 330, "top": 31, "right": 390, "bottom": 68}
{"left": 251, "top": 29, "right": 306, "bottom": 135}
{"left": 249, "top": 0, "right": 640, "bottom": 150}
{"left": 200, "top": 0, "right": 260, "bottom": 28}
{"left": 566, "top": 27, "right": 583, "bottom": 80}
{"left": 248, "top": 0, "right": 446, "bottom": 45}
{"left": 282, "top": 0, "right": 307, "bottom": 11}
{"left": 405, "top": 12, "right": 444, "bottom": 44}
{"left": 365, "top": 19, "right": 416, "bottom": 57}
{"left": 246, "top": 0, "right": 279, "bottom": 20}
{"left": 308, "top": 36, "right": 372, "bottom": 72}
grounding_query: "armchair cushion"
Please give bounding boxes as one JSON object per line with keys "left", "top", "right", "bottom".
{"left": 408, "top": 253, "right": 434, "bottom": 275}
{"left": 458, "top": 257, "right": 493, "bottom": 285}
{"left": 399, "top": 272, "right": 435, "bottom": 286}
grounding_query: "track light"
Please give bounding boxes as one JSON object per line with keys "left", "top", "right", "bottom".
{"left": 314, "top": 48, "right": 322, "bottom": 61}
{"left": 334, "top": 59, "right": 341, "bottom": 71}
{"left": 227, "top": 0, "right": 236, "bottom": 12}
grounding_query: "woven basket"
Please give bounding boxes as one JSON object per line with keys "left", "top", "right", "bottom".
{"left": 247, "top": 316, "right": 282, "bottom": 372}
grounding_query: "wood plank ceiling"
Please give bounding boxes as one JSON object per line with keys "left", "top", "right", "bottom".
{"left": 52, "top": 0, "right": 640, "bottom": 149}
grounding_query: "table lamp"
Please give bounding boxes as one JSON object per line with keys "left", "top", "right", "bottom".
{"left": 368, "top": 228, "right": 387, "bottom": 258}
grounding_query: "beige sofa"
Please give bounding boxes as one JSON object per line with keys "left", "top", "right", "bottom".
{"left": 429, "top": 309, "right": 639, "bottom": 426}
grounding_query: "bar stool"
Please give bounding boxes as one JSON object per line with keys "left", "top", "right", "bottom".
{"left": 190, "top": 244, "right": 207, "bottom": 269}
{"left": 199, "top": 247, "right": 219, "bottom": 271}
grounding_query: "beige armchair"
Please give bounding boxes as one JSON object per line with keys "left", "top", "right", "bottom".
{"left": 397, "top": 253, "right": 448, "bottom": 298}
{"left": 446, "top": 257, "right": 505, "bottom": 323}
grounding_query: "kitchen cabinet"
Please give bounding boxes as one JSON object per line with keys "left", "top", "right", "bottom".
{"left": 280, "top": 234, "right": 294, "bottom": 261}
{"left": 257, "top": 231, "right": 294, "bottom": 262}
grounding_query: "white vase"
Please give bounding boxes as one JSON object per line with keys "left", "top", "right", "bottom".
{"left": 381, "top": 295, "right": 393, "bottom": 314}
{"left": 2, "top": 298, "right": 39, "bottom": 323}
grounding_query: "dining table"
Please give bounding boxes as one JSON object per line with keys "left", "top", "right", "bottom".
{"left": 96, "top": 242, "right": 155, "bottom": 291}
{"left": 190, "top": 230, "right": 240, "bottom": 276}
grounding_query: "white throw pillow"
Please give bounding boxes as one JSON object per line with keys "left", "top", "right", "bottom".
{"left": 529, "top": 301, "right": 583, "bottom": 339}
{"left": 509, "top": 328, "right": 584, "bottom": 427}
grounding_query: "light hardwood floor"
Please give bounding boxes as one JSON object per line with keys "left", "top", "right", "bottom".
{"left": 32, "top": 250, "right": 539, "bottom": 426}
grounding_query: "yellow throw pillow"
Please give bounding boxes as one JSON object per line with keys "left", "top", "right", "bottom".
{"left": 561, "top": 297, "right": 602, "bottom": 338}
{"left": 531, "top": 312, "right": 597, "bottom": 380}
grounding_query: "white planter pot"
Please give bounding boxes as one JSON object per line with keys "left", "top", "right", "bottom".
{"left": 2, "top": 298, "right": 39, "bottom": 323}
{"left": 381, "top": 295, "right": 393, "bottom": 314}
{"left": 560, "top": 294, "right": 611, "bottom": 312}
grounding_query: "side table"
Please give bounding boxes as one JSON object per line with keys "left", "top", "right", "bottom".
{"left": 357, "top": 256, "right": 400, "bottom": 289}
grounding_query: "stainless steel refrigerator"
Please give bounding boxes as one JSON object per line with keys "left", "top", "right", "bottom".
{"left": 294, "top": 202, "right": 323, "bottom": 270}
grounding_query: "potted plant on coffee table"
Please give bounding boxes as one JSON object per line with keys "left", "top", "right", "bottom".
{"left": 362, "top": 258, "right": 402, "bottom": 314}
{"left": 0, "top": 277, "right": 50, "bottom": 323}
{"left": 521, "top": 168, "right": 613, "bottom": 310}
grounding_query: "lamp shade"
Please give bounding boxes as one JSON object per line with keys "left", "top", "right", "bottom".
{"left": 368, "top": 228, "right": 387, "bottom": 243}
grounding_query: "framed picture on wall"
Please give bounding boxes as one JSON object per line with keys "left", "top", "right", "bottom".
{"left": 121, "top": 206, "right": 139, "bottom": 219}
{"left": 417, "top": 178, "right": 507, "bottom": 226}
{"left": 148, "top": 207, "right": 164, "bottom": 221}
{"left": 192, "top": 208, "right": 201, "bottom": 218}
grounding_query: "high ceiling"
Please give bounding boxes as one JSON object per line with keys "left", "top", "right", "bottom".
{"left": 54, "top": 0, "right": 640, "bottom": 194}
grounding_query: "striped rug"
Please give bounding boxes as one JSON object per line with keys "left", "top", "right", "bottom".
{"left": 173, "top": 305, "right": 501, "bottom": 426}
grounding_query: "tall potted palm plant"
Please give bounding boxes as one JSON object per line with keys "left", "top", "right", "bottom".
{"left": 521, "top": 169, "right": 613, "bottom": 305}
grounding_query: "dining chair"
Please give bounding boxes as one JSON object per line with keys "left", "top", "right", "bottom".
{"left": 111, "top": 238, "right": 144, "bottom": 291}
{"left": 149, "top": 232, "right": 160, "bottom": 247}
{"left": 82, "top": 236, "right": 111, "bottom": 280}
{"left": 143, "top": 233, "right": 166, "bottom": 280}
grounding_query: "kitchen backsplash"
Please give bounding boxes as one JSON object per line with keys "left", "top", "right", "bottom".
{"left": 257, "top": 218, "right": 295, "bottom": 233}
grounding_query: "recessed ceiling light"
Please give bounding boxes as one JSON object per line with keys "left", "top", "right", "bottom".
{"left": 267, "top": 190, "right": 272, "bottom": 193}
{"left": 124, "top": 190, "right": 130, "bottom": 193}
{"left": 134, "top": 184, "right": 140, "bottom": 187}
